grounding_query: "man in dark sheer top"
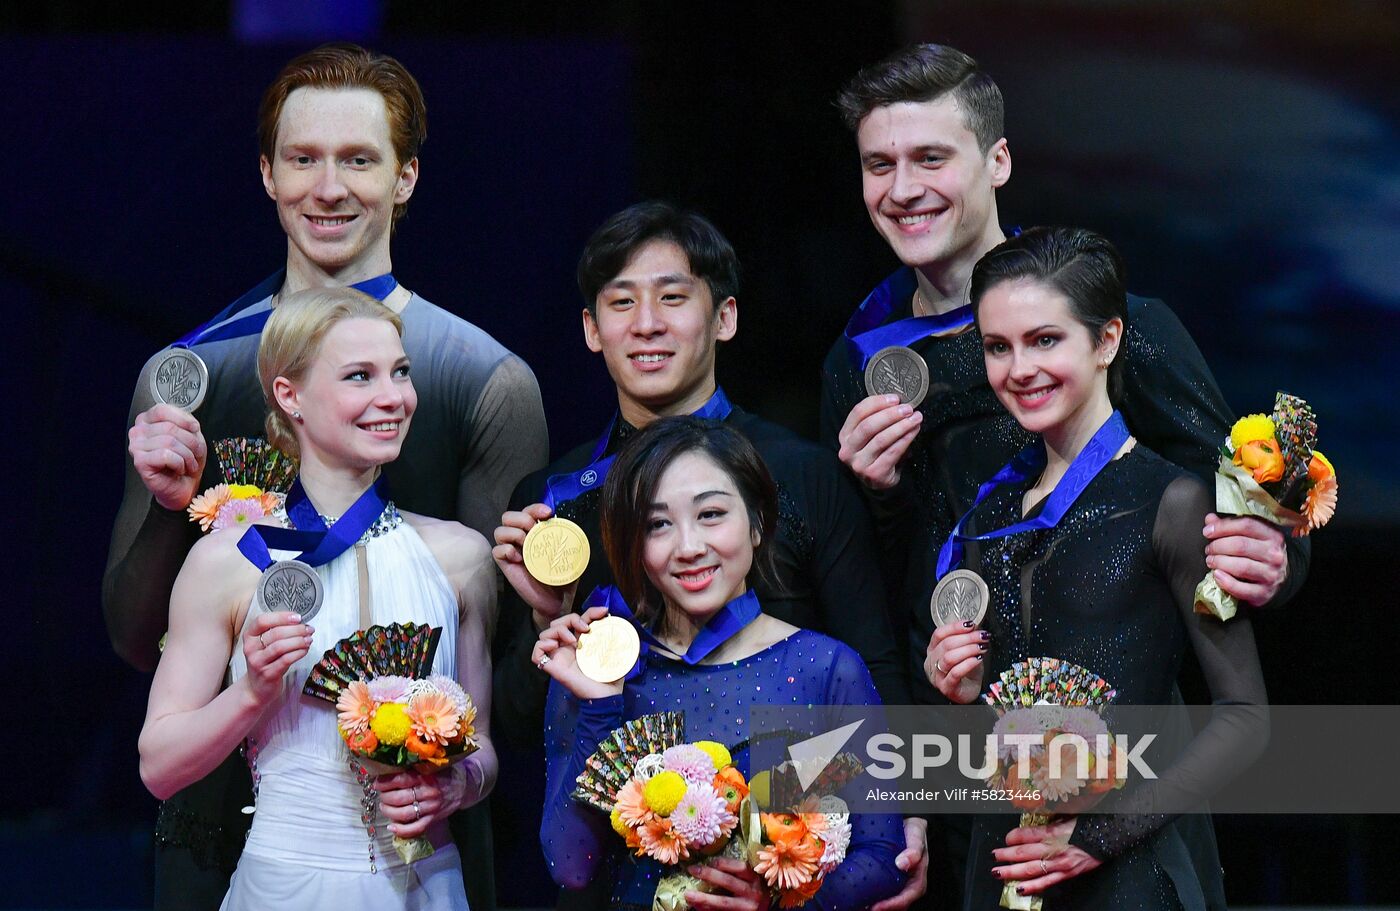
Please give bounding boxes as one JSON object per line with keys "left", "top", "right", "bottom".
{"left": 819, "top": 43, "right": 1306, "bottom": 907}
{"left": 103, "top": 44, "right": 546, "bottom": 911}
{"left": 491, "top": 201, "right": 925, "bottom": 910}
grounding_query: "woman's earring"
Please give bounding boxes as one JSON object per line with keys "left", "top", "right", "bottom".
{"left": 292, "top": 411, "right": 303, "bottom": 423}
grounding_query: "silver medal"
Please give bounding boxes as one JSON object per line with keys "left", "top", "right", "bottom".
{"left": 150, "top": 348, "right": 209, "bottom": 412}
{"left": 930, "top": 568, "right": 989, "bottom": 628}
{"left": 257, "top": 559, "right": 324, "bottom": 622}
{"left": 863, "top": 345, "right": 930, "bottom": 408}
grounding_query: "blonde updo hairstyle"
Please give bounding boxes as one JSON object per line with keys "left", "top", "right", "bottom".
{"left": 257, "top": 287, "right": 404, "bottom": 460}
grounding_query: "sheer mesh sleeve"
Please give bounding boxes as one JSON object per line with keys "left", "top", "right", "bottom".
{"left": 1069, "top": 474, "right": 1269, "bottom": 860}
{"left": 540, "top": 685, "right": 623, "bottom": 889}
{"left": 808, "top": 645, "right": 907, "bottom": 910}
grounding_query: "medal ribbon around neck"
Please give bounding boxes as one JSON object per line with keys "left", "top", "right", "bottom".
{"left": 540, "top": 387, "right": 734, "bottom": 509}
{"left": 935, "top": 410, "right": 1131, "bottom": 579}
{"left": 170, "top": 270, "right": 398, "bottom": 351}
{"left": 236, "top": 475, "right": 391, "bottom": 571}
{"left": 844, "top": 268, "right": 975, "bottom": 370}
{"left": 580, "top": 584, "right": 762, "bottom": 680}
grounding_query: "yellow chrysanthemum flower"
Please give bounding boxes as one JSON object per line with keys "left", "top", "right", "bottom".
{"left": 370, "top": 702, "right": 411, "bottom": 746}
{"left": 1230, "top": 414, "right": 1276, "bottom": 451}
{"left": 749, "top": 770, "right": 771, "bottom": 810}
{"left": 227, "top": 483, "right": 264, "bottom": 500}
{"left": 694, "top": 741, "right": 732, "bottom": 771}
{"left": 643, "top": 771, "right": 688, "bottom": 817}
{"left": 610, "top": 807, "right": 631, "bottom": 838}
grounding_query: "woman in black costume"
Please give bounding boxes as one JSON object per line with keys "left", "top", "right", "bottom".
{"left": 925, "top": 226, "right": 1267, "bottom": 910}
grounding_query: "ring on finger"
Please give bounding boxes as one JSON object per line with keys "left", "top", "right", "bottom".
{"left": 1040, "top": 859, "right": 1049, "bottom": 876}
{"left": 537, "top": 654, "right": 551, "bottom": 668}
{"left": 412, "top": 786, "right": 419, "bottom": 803}
{"left": 258, "top": 633, "right": 267, "bottom": 649}
{"left": 934, "top": 659, "right": 945, "bottom": 675}
{"left": 413, "top": 800, "right": 422, "bottom": 822}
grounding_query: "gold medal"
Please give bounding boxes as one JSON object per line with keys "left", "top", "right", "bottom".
{"left": 522, "top": 516, "right": 591, "bottom": 586}
{"left": 575, "top": 615, "right": 642, "bottom": 683}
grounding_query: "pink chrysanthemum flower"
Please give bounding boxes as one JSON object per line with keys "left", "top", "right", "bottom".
{"left": 367, "top": 675, "right": 412, "bottom": 703}
{"left": 670, "top": 782, "right": 730, "bottom": 846}
{"left": 818, "top": 817, "right": 851, "bottom": 869}
{"left": 213, "top": 497, "right": 266, "bottom": 531}
{"left": 616, "top": 778, "right": 654, "bottom": 827}
{"left": 188, "top": 484, "right": 230, "bottom": 531}
{"left": 336, "top": 681, "right": 376, "bottom": 735}
{"left": 426, "top": 675, "right": 471, "bottom": 716}
{"left": 407, "top": 690, "right": 460, "bottom": 743}
{"left": 662, "top": 744, "right": 717, "bottom": 784}
{"left": 638, "top": 817, "right": 689, "bottom": 865}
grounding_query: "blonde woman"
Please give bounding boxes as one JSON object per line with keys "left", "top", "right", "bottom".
{"left": 139, "top": 288, "right": 497, "bottom": 909}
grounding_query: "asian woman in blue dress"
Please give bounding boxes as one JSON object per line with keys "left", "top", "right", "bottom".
{"left": 534, "top": 417, "right": 906, "bottom": 910}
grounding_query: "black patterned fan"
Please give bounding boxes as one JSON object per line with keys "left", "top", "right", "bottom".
{"left": 302, "top": 622, "right": 443, "bottom": 703}
{"left": 572, "top": 711, "right": 686, "bottom": 812}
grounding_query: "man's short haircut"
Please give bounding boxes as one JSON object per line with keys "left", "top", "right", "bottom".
{"left": 577, "top": 201, "right": 740, "bottom": 314}
{"left": 836, "top": 43, "right": 1004, "bottom": 152}
{"left": 258, "top": 42, "right": 428, "bottom": 223}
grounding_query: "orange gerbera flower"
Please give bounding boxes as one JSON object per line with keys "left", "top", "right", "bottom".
{"left": 336, "top": 681, "right": 376, "bottom": 735}
{"left": 187, "top": 484, "right": 230, "bottom": 531}
{"left": 638, "top": 817, "right": 689, "bottom": 865}
{"left": 259, "top": 492, "right": 282, "bottom": 514}
{"left": 761, "top": 813, "right": 809, "bottom": 845}
{"left": 754, "top": 833, "right": 822, "bottom": 891}
{"left": 616, "top": 778, "right": 654, "bottom": 827}
{"left": 407, "top": 691, "right": 460, "bottom": 744}
{"left": 1303, "top": 475, "right": 1338, "bottom": 533}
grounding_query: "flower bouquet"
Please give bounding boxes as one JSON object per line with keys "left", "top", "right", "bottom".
{"left": 984, "top": 658, "right": 1121, "bottom": 911}
{"left": 574, "top": 713, "right": 754, "bottom": 911}
{"left": 302, "top": 621, "right": 478, "bottom": 864}
{"left": 1194, "top": 392, "right": 1338, "bottom": 620}
{"left": 187, "top": 437, "right": 297, "bottom": 532}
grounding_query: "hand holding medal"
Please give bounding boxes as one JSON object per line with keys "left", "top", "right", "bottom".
{"left": 532, "top": 605, "right": 632, "bottom": 700}
{"left": 492, "top": 503, "right": 587, "bottom": 628}
{"left": 926, "top": 570, "right": 991, "bottom": 704}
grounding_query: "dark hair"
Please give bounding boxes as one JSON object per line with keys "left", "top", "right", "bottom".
{"left": 835, "top": 43, "right": 1004, "bottom": 152}
{"left": 258, "top": 43, "right": 427, "bottom": 223}
{"left": 600, "top": 416, "right": 777, "bottom": 629}
{"left": 577, "top": 201, "right": 740, "bottom": 314}
{"left": 969, "top": 226, "right": 1129, "bottom": 404}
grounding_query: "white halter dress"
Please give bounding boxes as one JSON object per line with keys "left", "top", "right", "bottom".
{"left": 221, "top": 508, "right": 469, "bottom": 910}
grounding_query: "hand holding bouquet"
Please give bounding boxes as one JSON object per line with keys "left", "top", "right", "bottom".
{"left": 985, "top": 658, "right": 1120, "bottom": 911}
{"left": 302, "top": 622, "right": 478, "bottom": 864}
{"left": 1195, "top": 392, "right": 1337, "bottom": 620}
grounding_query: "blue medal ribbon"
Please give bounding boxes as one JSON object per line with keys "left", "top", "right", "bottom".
{"left": 843, "top": 268, "right": 974, "bottom": 370}
{"left": 236, "top": 475, "right": 391, "bottom": 571}
{"left": 541, "top": 387, "right": 734, "bottom": 509}
{"left": 935, "top": 411, "right": 1132, "bottom": 579}
{"left": 171, "top": 270, "right": 398, "bottom": 350}
{"left": 580, "top": 584, "right": 763, "bottom": 680}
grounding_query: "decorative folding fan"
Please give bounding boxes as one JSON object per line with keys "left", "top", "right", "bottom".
{"left": 214, "top": 436, "right": 298, "bottom": 492}
{"left": 572, "top": 711, "right": 685, "bottom": 812}
{"left": 301, "top": 622, "right": 443, "bottom": 704}
{"left": 1271, "top": 392, "right": 1317, "bottom": 503}
{"left": 984, "top": 656, "right": 1116, "bottom": 711}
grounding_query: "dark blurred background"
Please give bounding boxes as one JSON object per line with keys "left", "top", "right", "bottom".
{"left": 4, "top": 0, "right": 1397, "bottom": 907}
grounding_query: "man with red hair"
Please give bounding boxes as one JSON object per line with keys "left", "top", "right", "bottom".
{"left": 105, "top": 43, "right": 543, "bottom": 910}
